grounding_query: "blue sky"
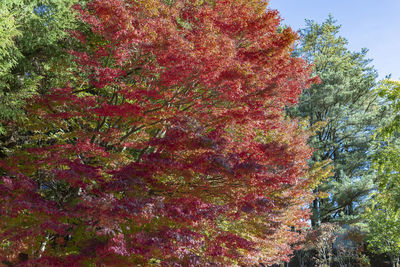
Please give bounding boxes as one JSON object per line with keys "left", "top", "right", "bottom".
{"left": 268, "top": 0, "right": 400, "bottom": 80}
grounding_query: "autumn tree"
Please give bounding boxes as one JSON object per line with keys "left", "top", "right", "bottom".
{"left": 0, "top": 0, "right": 318, "bottom": 265}
{"left": 306, "top": 222, "right": 340, "bottom": 266}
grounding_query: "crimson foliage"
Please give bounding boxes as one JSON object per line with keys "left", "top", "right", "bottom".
{"left": 0, "top": 0, "right": 317, "bottom": 265}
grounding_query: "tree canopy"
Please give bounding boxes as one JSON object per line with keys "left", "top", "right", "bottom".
{"left": 0, "top": 0, "right": 320, "bottom": 265}
{"left": 2, "top": 1, "right": 399, "bottom": 266}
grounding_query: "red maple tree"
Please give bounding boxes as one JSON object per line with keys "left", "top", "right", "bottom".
{"left": 0, "top": 0, "right": 319, "bottom": 265}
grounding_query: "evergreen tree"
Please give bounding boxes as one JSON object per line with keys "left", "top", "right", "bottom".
{"left": 0, "top": 0, "right": 80, "bottom": 155}
{"left": 291, "top": 16, "right": 385, "bottom": 226}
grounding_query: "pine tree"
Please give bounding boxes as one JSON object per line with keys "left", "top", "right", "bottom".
{"left": 291, "top": 16, "right": 384, "bottom": 226}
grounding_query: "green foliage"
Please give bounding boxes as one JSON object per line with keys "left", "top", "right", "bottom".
{"left": 375, "top": 80, "right": 400, "bottom": 139}
{"left": 291, "top": 15, "right": 385, "bottom": 225}
{"left": 0, "top": 3, "right": 22, "bottom": 133}
{"left": 369, "top": 80, "right": 400, "bottom": 210}
{"left": 373, "top": 140, "right": 400, "bottom": 210}
{"left": 0, "top": 4, "right": 20, "bottom": 81}
{"left": 0, "top": 0, "right": 80, "bottom": 131}
{"left": 0, "top": 0, "right": 83, "bottom": 159}
{"left": 366, "top": 80, "right": 400, "bottom": 266}
{"left": 365, "top": 196, "right": 400, "bottom": 265}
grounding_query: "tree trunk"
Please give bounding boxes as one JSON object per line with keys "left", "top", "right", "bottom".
{"left": 312, "top": 195, "right": 321, "bottom": 226}
{"left": 390, "top": 256, "right": 398, "bottom": 267}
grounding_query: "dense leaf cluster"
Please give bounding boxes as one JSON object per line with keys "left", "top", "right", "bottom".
{"left": 0, "top": 0, "right": 320, "bottom": 265}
